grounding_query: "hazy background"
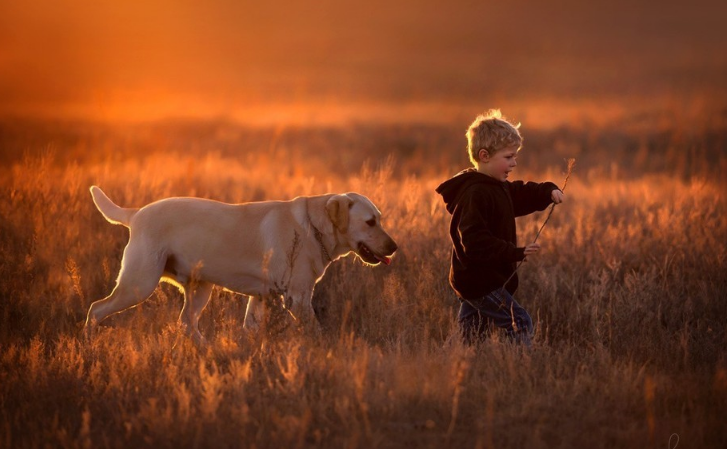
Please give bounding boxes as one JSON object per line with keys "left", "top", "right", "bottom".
{"left": 2, "top": 0, "right": 726, "bottom": 125}
{"left": 2, "top": 3, "right": 727, "bottom": 446}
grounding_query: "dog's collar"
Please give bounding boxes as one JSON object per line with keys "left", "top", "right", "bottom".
{"left": 306, "top": 199, "right": 333, "bottom": 263}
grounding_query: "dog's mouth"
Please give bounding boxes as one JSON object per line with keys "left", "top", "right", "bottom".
{"left": 357, "top": 242, "right": 393, "bottom": 266}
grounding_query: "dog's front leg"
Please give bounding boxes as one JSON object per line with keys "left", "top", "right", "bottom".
{"left": 243, "top": 295, "right": 265, "bottom": 332}
{"left": 287, "top": 289, "right": 321, "bottom": 336}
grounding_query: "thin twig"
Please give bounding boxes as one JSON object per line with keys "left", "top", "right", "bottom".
{"left": 502, "top": 158, "right": 575, "bottom": 290}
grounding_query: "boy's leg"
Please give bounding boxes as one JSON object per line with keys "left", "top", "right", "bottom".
{"left": 458, "top": 299, "right": 490, "bottom": 345}
{"left": 458, "top": 288, "right": 533, "bottom": 346}
{"left": 490, "top": 288, "right": 533, "bottom": 346}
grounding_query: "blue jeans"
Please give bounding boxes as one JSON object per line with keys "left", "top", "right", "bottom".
{"left": 458, "top": 288, "right": 533, "bottom": 346}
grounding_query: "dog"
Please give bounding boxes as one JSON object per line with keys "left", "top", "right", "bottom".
{"left": 85, "top": 186, "right": 398, "bottom": 345}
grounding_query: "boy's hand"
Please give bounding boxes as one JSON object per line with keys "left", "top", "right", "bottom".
{"left": 551, "top": 189, "right": 564, "bottom": 204}
{"left": 523, "top": 243, "right": 541, "bottom": 256}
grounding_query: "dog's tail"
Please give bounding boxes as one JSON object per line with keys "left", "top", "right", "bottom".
{"left": 90, "top": 186, "right": 138, "bottom": 227}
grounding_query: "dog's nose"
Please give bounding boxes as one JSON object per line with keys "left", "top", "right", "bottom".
{"left": 387, "top": 239, "right": 398, "bottom": 255}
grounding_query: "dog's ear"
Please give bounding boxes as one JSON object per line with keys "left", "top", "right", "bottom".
{"left": 326, "top": 194, "right": 353, "bottom": 233}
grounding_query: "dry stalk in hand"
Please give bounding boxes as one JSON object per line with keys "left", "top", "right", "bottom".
{"left": 502, "top": 158, "right": 576, "bottom": 290}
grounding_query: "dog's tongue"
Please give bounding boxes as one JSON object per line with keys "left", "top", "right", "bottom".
{"left": 379, "top": 255, "right": 392, "bottom": 265}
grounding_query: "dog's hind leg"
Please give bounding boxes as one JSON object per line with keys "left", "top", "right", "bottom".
{"left": 178, "top": 281, "right": 213, "bottom": 346}
{"left": 85, "top": 240, "right": 164, "bottom": 335}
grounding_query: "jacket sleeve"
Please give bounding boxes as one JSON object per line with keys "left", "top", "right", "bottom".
{"left": 456, "top": 190, "right": 525, "bottom": 264}
{"left": 508, "top": 180, "right": 559, "bottom": 217}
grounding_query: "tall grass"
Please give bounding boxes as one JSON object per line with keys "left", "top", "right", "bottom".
{"left": 1, "top": 114, "right": 726, "bottom": 448}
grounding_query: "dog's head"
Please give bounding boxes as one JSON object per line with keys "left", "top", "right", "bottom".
{"left": 326, "top": 193, "right": 398, "bottom": 266}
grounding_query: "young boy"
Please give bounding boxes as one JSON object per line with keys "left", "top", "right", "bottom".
{"left": 436, "top": 110, "right": 564, "bottom": 345}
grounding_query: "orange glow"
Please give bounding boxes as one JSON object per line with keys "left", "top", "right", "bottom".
{"left": 1, "top": 0, "right": 726, "bottom": 124}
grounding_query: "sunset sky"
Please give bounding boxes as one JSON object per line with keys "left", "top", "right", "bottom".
{"left": 1, "top": 0, "right": 725, "bottom": 123}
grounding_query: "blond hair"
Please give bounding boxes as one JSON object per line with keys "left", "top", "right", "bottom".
{"left": 466, "top": 109, "right": 522, "bottom": 166}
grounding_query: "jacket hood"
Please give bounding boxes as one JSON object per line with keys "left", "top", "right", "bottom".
{"left": 436, "top": 168, "right": 501, "bottom": 214}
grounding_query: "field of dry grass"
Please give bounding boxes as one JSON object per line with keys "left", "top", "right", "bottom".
{"left": 1, "top": 108, "right": 726, "bottom": 448}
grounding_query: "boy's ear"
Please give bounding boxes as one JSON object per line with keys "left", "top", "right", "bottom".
{"left": 478, "top": 149, "right": 490, "bottom": 162}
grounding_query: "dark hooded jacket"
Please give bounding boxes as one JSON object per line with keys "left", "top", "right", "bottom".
{"left": 436, "top": 168, "right": 558, "bottom": 299}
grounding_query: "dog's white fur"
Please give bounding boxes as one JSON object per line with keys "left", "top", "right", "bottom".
{"left": 85, "top": 187, "right": 397, "bottom": 345}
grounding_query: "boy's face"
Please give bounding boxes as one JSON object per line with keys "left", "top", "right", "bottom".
{"left": 477, "top": 145, "right": 519, "bottom": 181}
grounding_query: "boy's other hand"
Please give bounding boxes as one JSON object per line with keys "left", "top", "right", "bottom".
{"left": 523, "top": 243, "right": 541, "bottom": 256}
{"left": 551, "top": 189, "right": 564, "bottom": 204}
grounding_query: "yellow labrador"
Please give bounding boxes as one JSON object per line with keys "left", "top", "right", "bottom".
{"left": 85, "top": 186, "right": 397, "bottom": 345}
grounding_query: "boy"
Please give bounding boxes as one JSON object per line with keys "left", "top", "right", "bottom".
{"left": 436, "top": 110, "right": 564, "bottom": 345}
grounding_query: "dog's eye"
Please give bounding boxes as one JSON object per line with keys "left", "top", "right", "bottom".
{"left": 366, "top": 218, "right": 376, "bottom": 227}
